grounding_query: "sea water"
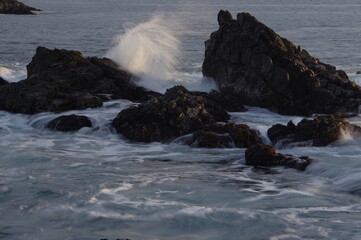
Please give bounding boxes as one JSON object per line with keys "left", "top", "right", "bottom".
{"left": 1, "top": 1, "right": 361, "bottom": 239}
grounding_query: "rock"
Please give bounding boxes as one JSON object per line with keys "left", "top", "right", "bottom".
{"left": 208, "top": 90, "right": 247, "bottom": 112}
{"left": 267, "top": 115, "right": 361, "bottom": 147}
{"left": 0, "top": 47, "right": 158, "bottom": 114}
{"left": 0, "top": 77, "right": 8, "bottom": 86}
{"left": 356, "top": 71, "right": 361, "bottom": 75}
{"left": 245, "top": 144, "right": 312, "bottom": 171}
{"left": 112, "top": 86, "right": 230, "bottom": 142}
{"left": 0, "top": 0, "right": 41, "bottom": 14}
{"left": 47, "top": 115, "right": 92, "bottom": 132}
{"left": 203, "top": 11, "right": 361, "bottom": 116}
{"left": 187, "top": 123, "right": 263, "bottom": 148}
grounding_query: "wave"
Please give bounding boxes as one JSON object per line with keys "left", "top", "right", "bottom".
{"left": 0, "top": 65, "right": 26, "bottom": 82}
{"left": 106, "top": 15, "right": 218, "bottom": 93}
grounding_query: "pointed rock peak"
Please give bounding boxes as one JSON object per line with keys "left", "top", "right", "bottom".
{"left": 217, "top": 10, "right": 233, "bottom": 26}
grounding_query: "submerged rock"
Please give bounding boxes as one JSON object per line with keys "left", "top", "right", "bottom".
{"left": 0, "top": 0, "right": 41, "bottom": 14}
{"left": 187, "top": 123, "right": 263, "bottom": 148}
{"left": 47, "top": 115, "right": 92, "bottom": 132}
{"left": 112, "top": 86, "right": 230, "bottom": 142}
{"left": 268, "top": 115, "right": 361, "bottom": 147}
{"left": 0, "top": 47, "right": 157, "bottom": 114}
{"left": 203, "top": 10, "right": 361, "bottom": 116}
{"left": 245, "top": 144, "right": 312, "bottom": 171}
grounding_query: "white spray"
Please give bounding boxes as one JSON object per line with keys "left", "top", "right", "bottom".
{"left": 106, "top": 15, "right": 218, "bottom": 93}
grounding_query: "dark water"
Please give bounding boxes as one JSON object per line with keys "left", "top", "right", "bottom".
{"left": 1, "top": 1, "right": 361, "bottom": 240}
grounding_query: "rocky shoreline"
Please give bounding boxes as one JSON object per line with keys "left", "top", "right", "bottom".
{"left": 0, "top": 0, "right": 41, "bottom": 15}
{"left": 1, "top": 10, "right": 361, "bottom": 171}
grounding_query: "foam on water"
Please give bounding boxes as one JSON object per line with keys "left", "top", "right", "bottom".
{"left": 0, "top": 65, "right": 26, "bottom": 82}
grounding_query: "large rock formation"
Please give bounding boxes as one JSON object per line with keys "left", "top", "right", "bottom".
{"left": 267, "top": 114, "right": 361, "bottom": 147}
{"left": 203, "top": 10, "right": 361, "bottom": 116}
{"left": 245, "top": 144, "right": 312, "bottom": 171}
{"left": 0, "top": 47, "right": 158, "bottom": 114}
{"left": 112, "top": 86, "right": 230, "bottom": 142}
{"left": 0, "top": 0, "right": 40, "bottom": 14}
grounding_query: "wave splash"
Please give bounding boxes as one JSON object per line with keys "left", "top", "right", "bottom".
{"left": 0, "top": 65, "right": 26, "bottom": 82}
{"left": 106, "top": 15, "right": 218, "bottom": 93}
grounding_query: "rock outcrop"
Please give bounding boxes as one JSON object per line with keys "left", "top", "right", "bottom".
{"left": 187, "top": 123, "right": 262, "bottom": 148}
{"left": 0, "top": 77, "right": 8, "bottom": 86}
{"left": 0, "top": 0, "right": 40, "bottom": 14}
{"left": 0, "top": 47, "right": 158, "bottom": 114}
{"left": 112, "top": 86, "right": 230, "bottom": 142}
{"left": 267, "top": 115, "right": 361, "bottom": 147}
{"left": 245, "top": 144, "right": 312, "bottom": 171}
{"left": 203, "top": 10, "right": 361, "bottom": 116}
{"left": 47, "top": 115, "right": 92, "bottom": 132}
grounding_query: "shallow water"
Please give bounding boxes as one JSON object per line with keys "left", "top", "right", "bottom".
{"left": 1, "top": 1, "right": 361, "bottom": 239}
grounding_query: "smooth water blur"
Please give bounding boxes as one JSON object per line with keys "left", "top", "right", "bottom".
{"left": 1, "top": 0, "right": 361, "bottom": 240}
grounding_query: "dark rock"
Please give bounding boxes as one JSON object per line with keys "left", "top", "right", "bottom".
{"left": 0, "top": 0, "right": 41, "bottom": 14}
{"left": 187, "top": 123, "right": 263, "bottom": 148}
{"left": 203, "top": 11, "right": 361, "bottom": 116}
{"left": 0, "top": 47, "right": 157, "bottom": 114}
{"left": 0, "top": 77, "right": 8, "bottom": 86}
{"left": 112, "top": 86, "right": 230, "bottom": 142}
{"left": 47, "top": 114, "right": 92, "bottom": 132}
{"left": 217, "top": 10, "right": 234, "bottom": 26}
{"left": 267, "top": 115, "right": 361, "bottom": 147}
{"left": 208, "top": 90, "right": 247, "bottom": 112}
{"left": 356, "top": 71, "right": 361, "bottom": 75}
{"left": 245, "top": 144, "right": 312, "bottom": 171}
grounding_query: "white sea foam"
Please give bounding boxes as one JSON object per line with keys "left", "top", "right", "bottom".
{"left": 0, "top": 65, "right": 26, "bottom": 82}
{"left": 106, "top": 15, "right": 218, "bottom": 93}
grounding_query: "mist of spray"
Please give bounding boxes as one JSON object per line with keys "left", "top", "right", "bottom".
{"left": 106, "top": 15, "right": 218, "bottom": 93}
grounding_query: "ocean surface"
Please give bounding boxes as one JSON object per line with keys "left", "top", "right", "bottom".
{"left": 1, "top": 1, "right": 361, "bottom": 239}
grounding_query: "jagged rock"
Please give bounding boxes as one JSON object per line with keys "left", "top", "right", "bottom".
{"left": 112, "top": 86, "right": 230, "bottom": 142}
{"left": 47, "top": 115, "right": 92, "bottom": 132}
{"left": 0, "top": 47, "right": 158, "bottom": 114}
{"left": 203, "top": 10, "right": 361, "bottom": 116}
{"left": 187, "top": 123, "right": 263, "bottom": 148}
{"left": 0, "top": 77, "right": 8, "bottom": 86}
{"left": 0, "top": 0, "right": 41, "bottom": 14}
{"left": 267, "top": 115, "right": 361, "bottom": 147}
{"left": 245, "top": 144, "right": 312, "bottom": 171}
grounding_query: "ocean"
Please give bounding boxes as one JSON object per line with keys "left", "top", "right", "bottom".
{"left": 1, "top": 0, "right": 361, "bottom": 239}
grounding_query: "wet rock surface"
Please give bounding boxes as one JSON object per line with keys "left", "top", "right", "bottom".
{"left": 0, "top": 0, "right": 40, "bottom": 14}
{"left": 245, "top": 144, "right": 312, "bottom": 171}
{"left": 187, "top": 123, "right": 263, "bottom": 148}
{"left": 0, "top": 47, "right": 157, "bottom": 114}
{"left": 47, "top": 114, "right": 92, "bottom": 132}
{"left": 268, "top": 114, "right": 361, "bottom": 147}
{"left": 203, "top": 10, "right": 361, "bottom": 116}
{"left": 112, "top": 86, "right": 230, "bottom": 142}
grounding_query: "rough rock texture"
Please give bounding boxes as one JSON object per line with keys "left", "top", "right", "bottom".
{"left": 245, "top": 144, "right": 312, "bottom": 171}
{"left": 112, "top": 86, "right": 230, "bottom": 142}
{"left": 0, "top": 0, "right": 40, "bottom": 14}
{"left": 187, "top": 123, "right": 263, "bottom": 148}
{"left": 268, "top": 115, "right": 361, "bottom": 147}
{"left": 47, "top": 115, "right": 92, "bottom": 132}
{"left": 357, "top": 71, "right": 361, "bottom": 75}
{"left": 0, "top": 77, "right": 8, "bottom": 86}
{"left": 0, "top": 47, "right": 158, "bottom": 114}
{"left": 203, "top": 10, "right": 361, "bottom": 116}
